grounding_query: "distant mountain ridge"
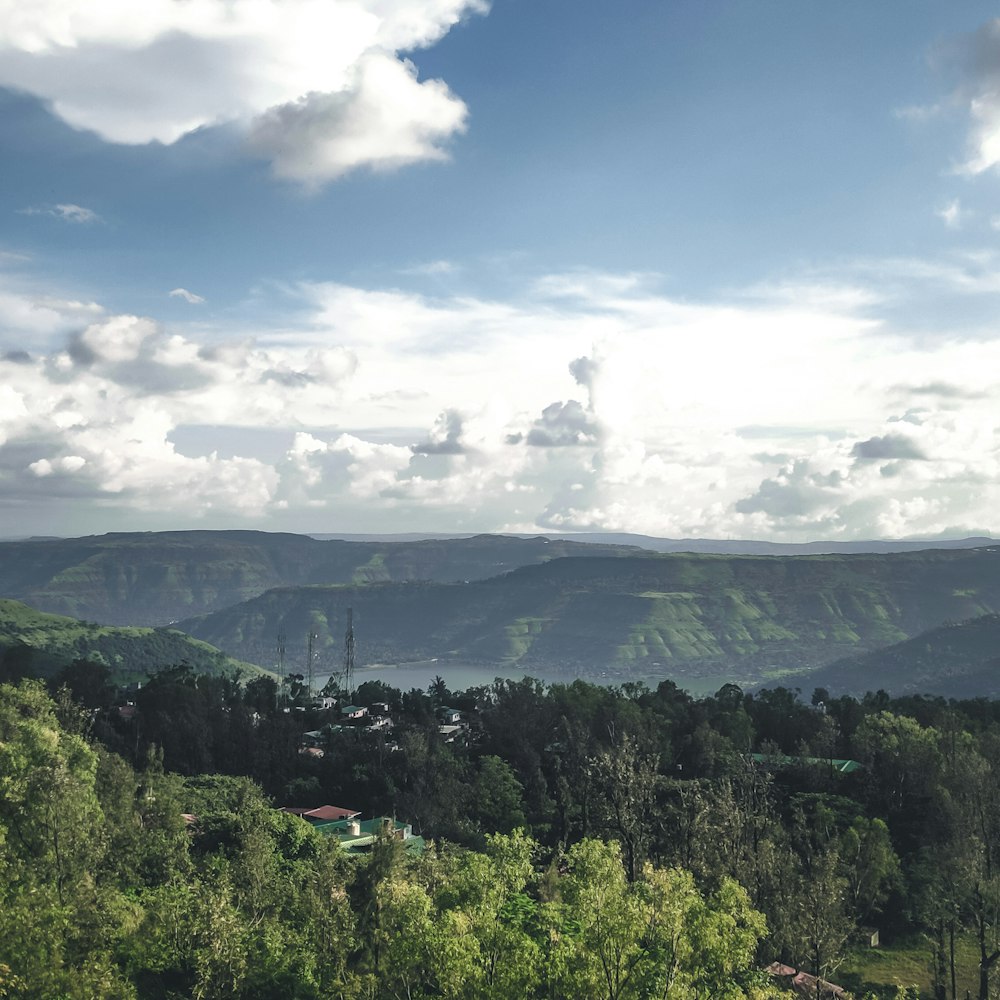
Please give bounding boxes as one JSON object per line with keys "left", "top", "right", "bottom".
{"left": 313, "top": 531, "right": 996, "bottom": 554}
{"left": 0, "top": 530, "right": 993, "bottom": 629}
{"left": 0, "top": 530, "right": 651, "bottom": 626}
{"left": 177, "top": 546, "right": 1000, "bottom": 686}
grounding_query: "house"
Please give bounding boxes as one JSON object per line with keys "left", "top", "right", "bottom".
{"left": 284, "top": 807, "right": 425, "bottom": 855}
{"left": 765, "top": 962, "right": 796, "bottom": 978}
{"left": 341, "top": 704, "right": 368, "bottom": 720}
{"left": 439, "top": 706, "right": 462, "bottom": 725}
{"left": 282, "top": 804, "right": 361, "bottom": 822}
{"left": 791, "top": 971, "right": 847, "bottom": 998}
{"left": 438, "top": 724, "right": 462, "bottom": 743}
{"left": 764, "top": 963, "right": 847, "bottom": 999}
{"left": 312, "top": 695, "right": 337, "bottom": 710}
{"left": 316, "top": 815, "right": 425, "bottom": 856}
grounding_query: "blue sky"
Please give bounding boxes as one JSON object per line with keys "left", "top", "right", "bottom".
{"left": 3, "top": 0, "right": 1000, "bottom": 539}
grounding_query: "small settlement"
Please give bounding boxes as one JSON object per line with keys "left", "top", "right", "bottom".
{"left": 298, "top": 699, "right": 471, "bottom": 758}
{"left": 281, "top": 804, "right": 426, "bottom": 856}
{"left": 281, "top": 696, "right": 474, "bottom": 854}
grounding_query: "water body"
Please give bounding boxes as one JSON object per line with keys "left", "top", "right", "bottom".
{"left": 314, "top": 661, "right": 728, "bottom": 696}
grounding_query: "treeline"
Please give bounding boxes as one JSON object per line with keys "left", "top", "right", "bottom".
{"left": 0, "top": 679, "right": 787, "bottom": 999}
{"left": 34, "top": 662, "right": 1000, "bottom": 997}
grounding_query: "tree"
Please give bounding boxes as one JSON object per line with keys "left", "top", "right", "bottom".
{"left": 589, "top": 734, "right": 659, "bottom": 882}
{"left": 472, "top": 755, "right": 526, "bottom": 835}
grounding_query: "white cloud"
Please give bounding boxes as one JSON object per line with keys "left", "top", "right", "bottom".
{"left": 169, "top": 287, "right": 205, "bottom": 304}
{"left": 247, "top": 52, "right": 469, "bottom": 184}
{"left": 0, "top": 0, "right": 487, "bottom": 183}
{"left": 944, "top": 18, "right": 1000, "bottom": 175}
{"left": 3, "top": 260, "right": 1000, "bottom": 538}
{"left": 936, "top": 198, "right": 963, "bottom": 228}
{"left": 19, "top": 203, "right": 101, "bottom": 224}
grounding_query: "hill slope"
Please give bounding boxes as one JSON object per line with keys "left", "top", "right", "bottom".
{"left": 797, "top": 612, "right": 1000, "bottom": 697}
{"left": 178, "top": 547, "right": 1000, "bottom": 685}
{"left": 0, "top": 530, "right": 649, "bottom": 625}
{"left": 0, "top": 599, "right": 258, "bottom": 682}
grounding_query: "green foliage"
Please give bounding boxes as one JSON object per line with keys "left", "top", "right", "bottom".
{"left": 0, "top": 680, "right": 786, "bottom": 999}
{"left": 0, "top": 598, "right": 261, "bottom": 682}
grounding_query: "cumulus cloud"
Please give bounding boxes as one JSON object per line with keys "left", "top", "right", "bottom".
{"left": 851, "top": 433, "right": 928, "bottom": 461}
{"left": 0, "top": 0, "right": 487, "bottom": 183}
{"left": 946, "top": 18, "right": 1000, "bottom": 175}
{"left": 412, "top": 409, "right": 466, "bottom": 454}
{"left": 735, "top": 460, "right": 846, "bottom": 521}
{"left": 507, "top": 400, "right": 601, "bottom": 448}
{"left": 247, "top": 52, "right": 469, "bottom": 184}
{"left": 3, "top": 260, "right": 1000, "bottom": 538}
{"left": 169, "top": 287, "right": 205, "bottom": 304}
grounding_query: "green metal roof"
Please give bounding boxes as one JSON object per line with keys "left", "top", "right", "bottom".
{"left": 750, "top": 753, "right": 861, "bottom": 774}
{"left": 312, "top": 816, "right": 424, "bottom": 854}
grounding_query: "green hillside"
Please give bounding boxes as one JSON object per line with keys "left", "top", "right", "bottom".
{"left": 799, "top": 611, "right": 1000, "bottom": 697}
{"left": 178, "top": 546, "right": 1000, "bottom": 685}
{"left": 0, "top": 530, "right": 649, "bottom": 625}
{"left": 0, "top": 599, "right": 260, "bottom": 682}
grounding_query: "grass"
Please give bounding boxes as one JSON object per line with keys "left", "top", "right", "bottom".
{"left": 837, "top": 934, "right": 981, "bottom": 998}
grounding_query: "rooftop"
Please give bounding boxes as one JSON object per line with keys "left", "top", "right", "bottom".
{"left": 282, "top": 804, "right": 361, "bottom": 822}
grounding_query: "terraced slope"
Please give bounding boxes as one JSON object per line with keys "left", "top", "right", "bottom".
{"left": 178, "top": 547, "right": 1000, "bottom": 684}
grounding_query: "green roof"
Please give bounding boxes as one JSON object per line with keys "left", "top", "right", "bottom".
{"left": 750, "top": 753, "right": 861, "bottom": 774}
{"left": 312, "top": 816, "right": 424, "bottom": 854}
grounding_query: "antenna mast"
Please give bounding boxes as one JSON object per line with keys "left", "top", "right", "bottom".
{"left": 344, "top": 607, "right": 355, "bottom": 698}
{"left": 306, "top": 630, "right": 318, "bottom": 700}
{"left": 278, "top": 628, "right": 288, "bottom": 704}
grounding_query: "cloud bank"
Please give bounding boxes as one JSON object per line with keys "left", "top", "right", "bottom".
{"left": 2, "top": 259, "right": 1000, "bottom": 540}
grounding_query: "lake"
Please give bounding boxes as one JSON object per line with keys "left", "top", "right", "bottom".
{"left": 313, "top": 661, "right": 731, "bottom": 696}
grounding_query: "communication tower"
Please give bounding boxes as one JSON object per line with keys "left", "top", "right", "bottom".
{"left": 278, "top": 628, "right": 289, "bottom": 702}
{"left": 343, "top": 607, "right": 355, "bottom": 698}
{"left": 306, "top": 630, "right": 318, "bottom": 699}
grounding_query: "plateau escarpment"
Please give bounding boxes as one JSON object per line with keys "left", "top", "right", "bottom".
{"left": 178, "top": 547, "right": 1000, "bottom": 686}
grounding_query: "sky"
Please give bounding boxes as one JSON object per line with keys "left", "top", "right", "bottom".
{"left": 4, "top": 1, "right": 1000, "bottom": 540}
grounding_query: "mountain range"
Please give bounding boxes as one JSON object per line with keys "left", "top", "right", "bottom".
{"left": 4, "top": 530, "right": 1000, "bottom": 693}
{"left": 0, "top": 530, "right": 649, "bottom": 626}
{"left": 176, "top": 546, "right": 1000, "bottom": 687}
